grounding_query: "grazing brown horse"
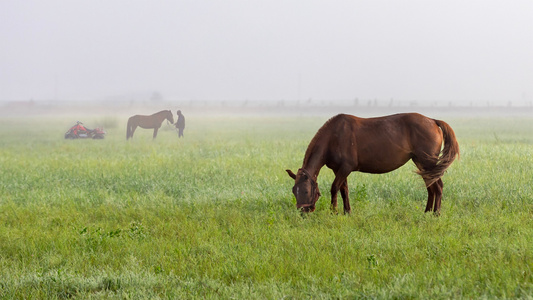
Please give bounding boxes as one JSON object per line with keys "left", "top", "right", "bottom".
{"left": 286, "top": 113, "right": 459, "bottom": 215}
{"left": 126, "top": 110, "right": 174, "bottom": 140}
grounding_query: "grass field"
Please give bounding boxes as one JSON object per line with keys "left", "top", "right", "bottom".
{"left": 1, "top": 110, "right": 532, "bottom": 298}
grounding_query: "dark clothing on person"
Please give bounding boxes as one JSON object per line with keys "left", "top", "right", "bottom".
{"left": 175, "top": 110, "right": 185, "bottom": 138}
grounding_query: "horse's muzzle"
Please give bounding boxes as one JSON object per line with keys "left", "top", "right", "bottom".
{"left": 297, "top": 204, "right": 316, "bottom": 213}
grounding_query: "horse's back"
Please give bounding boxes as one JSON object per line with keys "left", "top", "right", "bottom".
{"left": 351, "top": 113, "right": 440, "bottom": 139}
{"left": 328, "top": 113, "right": 435, "bottom": 138}
{"left": 353, "top": 113, "right": 442, "bottom": 149}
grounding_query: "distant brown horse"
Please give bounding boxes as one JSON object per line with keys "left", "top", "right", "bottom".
{"left": 126, "top": 110, "right": 174, "bottom": 140}
{"left": 286, "top": 113, "right": 459, "bottom": 215}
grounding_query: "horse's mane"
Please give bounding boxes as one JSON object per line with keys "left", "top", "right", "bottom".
{"left": 303, "top": 114, "right": 344, "bottom": 164}
{"left": 152, "top": 110, "right": 170, "bottom": 115}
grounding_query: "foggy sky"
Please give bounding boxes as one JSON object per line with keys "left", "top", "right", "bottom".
{"left": 1, "top": 1, "right": 532, "bottom": 104}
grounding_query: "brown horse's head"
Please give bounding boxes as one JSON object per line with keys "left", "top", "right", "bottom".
{"left": 286, "top": 168, "right": 321, "bottom": 213}
{"left": 166, "top": 110, "right": 175, "bottom": 124}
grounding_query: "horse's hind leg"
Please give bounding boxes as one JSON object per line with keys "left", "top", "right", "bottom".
{"left": 153, "top": 128, "right": 159, "bottom": 139}
{"left": 414, "top": 158, "right": 441, "bottom": 214}
{"left": 424, "top": 184, "right": 435, "bottom": 213}
{"left": 424, "top": 178, "right": 443, "bottom": 215}
{"left": 127, "top": 125, "right": 136, "bottom": 139}
{"left": 433, "top": 178, "right": 444, "bottom": 214}
{"left": 130, "top": 125, "right": 137, "bottom": 139}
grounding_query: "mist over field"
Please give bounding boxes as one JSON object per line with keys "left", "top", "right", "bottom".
{"left": 1, "top": 1, "right": 533, "bottom": 107}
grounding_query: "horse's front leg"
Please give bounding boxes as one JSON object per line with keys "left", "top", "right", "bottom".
{"left": 153, "top": 127, "right": 159, "bottom": 139}
{"left": 330, "top": 184, "right": 338, "bottom": 213}
{"left": 340, "top": 180, "right": 351, "bottom": 214}
{"left": 331, "top": 171, "right": 351, "bottom": 214}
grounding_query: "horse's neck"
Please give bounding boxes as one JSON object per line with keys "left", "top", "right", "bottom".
{"left": 158, "top": 111, "right": 168, "bottom": 121}
{"left": 302, "top": 143, "right": 326, "bottom": 179}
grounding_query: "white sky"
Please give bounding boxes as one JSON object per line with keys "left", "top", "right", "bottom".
{"left": 1, "top": 1, "right": 532, "bottom": 103}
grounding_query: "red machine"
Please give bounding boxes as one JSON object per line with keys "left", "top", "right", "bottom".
{"left": 64, "top": 121, "right": 106, "bottom": 139}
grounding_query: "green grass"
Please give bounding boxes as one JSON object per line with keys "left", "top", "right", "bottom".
{"left": 0, "top": 112, "right": 532, "bottom": 298}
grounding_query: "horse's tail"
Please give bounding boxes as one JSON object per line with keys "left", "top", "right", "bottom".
{"left": 419, "top": 119, "right": 460, "bottom": 186}
{"left": 126, "top": 117, "right": 132, "bottom": 140}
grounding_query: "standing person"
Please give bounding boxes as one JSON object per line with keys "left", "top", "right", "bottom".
{"left": 175, "top": 110, "right": 185, "bottom": 138}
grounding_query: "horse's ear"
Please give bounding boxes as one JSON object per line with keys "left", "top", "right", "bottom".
{"left": 286, "top": 169, "right": 296, "bottom": 179}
